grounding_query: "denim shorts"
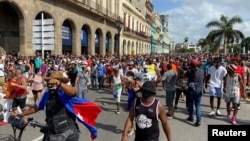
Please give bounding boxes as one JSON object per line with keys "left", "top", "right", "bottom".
{"left": 209, "top": 86, "right": 223, "bottom": 98}
{"left": 166, "top": 90, "right": 176, "bottom": 108}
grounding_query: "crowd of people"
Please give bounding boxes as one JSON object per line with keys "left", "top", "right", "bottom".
{"left": 0, "top": 52, "right": 249, "bottom": 140}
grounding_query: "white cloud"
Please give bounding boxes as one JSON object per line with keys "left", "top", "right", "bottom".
{"left": 160, "top": 0, "right": 250, "bottom": 44}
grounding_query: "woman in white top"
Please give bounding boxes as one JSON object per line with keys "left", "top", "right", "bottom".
{"left": 112, "top": 67, "right": 123, "bottom": 114}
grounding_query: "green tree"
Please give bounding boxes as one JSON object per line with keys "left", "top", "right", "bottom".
{"left": 198, "top": 38, "right": 210, "bottom": 52}
{"left": 198, "top": 38, "right": 220, "bottom": 53}
{"left": 209, "top": 45, "right": 218, "bottom": 53}
{"left": 227, "top": 45, "right": 242, "bottom": 53}
{"left": 178, "top": 48, "right": 195, "bottom": 53}
{"left": 206, "top": 14, "right": 245, "bottom": 54}
{"left": 241, "top": 37, "right": 250, "bottom": 53}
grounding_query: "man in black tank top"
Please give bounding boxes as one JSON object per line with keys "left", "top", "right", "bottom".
{"left": 121, "top": 81, "right": 173, "bottom": 141}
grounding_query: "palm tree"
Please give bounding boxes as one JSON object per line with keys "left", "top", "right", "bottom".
{"left": 206, "top": 14, "right": 245, "bottom": 54}
{"left": 241, "top": 37, "right": 250, "bottom": 53}
{"left": 198, "top": 37, "right": 220, "bottom": 53}
{"left": 198, "top": 38, "right": 209, "bottom": 52}
{"left": 184, "top": 37, "right": 188, "bottom": 43}
{"left": 184, "top": 37, "right": 188, "bottom": 48}
{"left": 198, "top": 38, "right": 208, "bottom": 47}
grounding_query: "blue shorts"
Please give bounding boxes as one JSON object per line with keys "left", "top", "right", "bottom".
{"left": 209, "top": 87, "right": 223, "bottom": 98}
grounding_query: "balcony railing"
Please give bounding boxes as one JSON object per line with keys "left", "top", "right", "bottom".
{"left": 146, "top": 0, "right": 154, "bottom": 11}
{"left": 145, "top": 14, "right": 154, "bottom": 23}
{"left": 123, "top": 27, "right": 148, "bottom": 38}
{"left": 66, "top": 0, "right": 119, "bottom": 20}
{"left": 156, "top": 26, "right": 161, "bottom": 32}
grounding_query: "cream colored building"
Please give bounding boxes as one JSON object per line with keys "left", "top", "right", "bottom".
{"left": 121, "top": 0, "right": 151, "bottom": 55}
{"left": 152, "top": 13, "right": 162, "bottom": 53}
{"left": 128, "top": 0, "right": 154, "bottom": 54}
{"left": 160, "top": 14, "right": 171, "bottom": 53}
{"left": 0, "top": 0, "right": 122, "bottom": 56}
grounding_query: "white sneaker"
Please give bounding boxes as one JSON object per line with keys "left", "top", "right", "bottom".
{"left": 208, "top": 111, "right": 215, "bottom": 116}
{"left": 115, "top": 110, "right": 120, "bottom": 115}
{"left": 216, "top": 110, "right": 221, "bottom": 116}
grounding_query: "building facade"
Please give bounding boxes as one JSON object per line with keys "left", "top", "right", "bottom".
{"left": 130, "top": 0, "right": 155, "bottom": 54}
{"left": 0, "top": 0, "right": 122, "bottom": 56}
{"left": 187, "top": 43, "right": 201, "bottom": 52}
{"left": 0, "top": 0, "right": 168, "bottom": 56}
{"left": 121, "top": 0, "right": 151, "bottom": 55}
{"left": 160, "top": 14, "right": 171, "bottom": 53}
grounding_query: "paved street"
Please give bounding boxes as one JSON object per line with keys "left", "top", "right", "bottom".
{"left": 0, "top": 86, "right": 250, "bottom": 141}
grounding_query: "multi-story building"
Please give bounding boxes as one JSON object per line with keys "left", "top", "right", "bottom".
{"left": 130, "top": 0, "right": 155, "bottom": 53}
{"left": 174, "top": 42, "right": 201, "bottom": 53}
{"left": 187, "top": 43, "right": 201, "bottom": 52}
{"left": 0, "top": 0, "right": 169, "bottom": 56}
{"left": 170, "top": 41, "right": 175, "bottom": 52}
{"left": 121, "top": 0, "right": 151, "bottom": 55}
{"left": 153, "top": 13, "right": 162, "bottom": 53}
{"left": 160, "top": 14, "right": 171, "bottom": 53}
{"left": 0, "top": 0, "right": 122, "bottom": 56}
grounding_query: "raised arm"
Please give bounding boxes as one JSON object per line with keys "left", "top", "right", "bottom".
{"left": 121, "top": 100, "right": 136, "bottom": 141}
{"left": 158, "top": 102, "right": 172, "bottom": 141}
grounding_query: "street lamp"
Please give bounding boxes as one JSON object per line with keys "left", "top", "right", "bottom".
{"left": 116, "top": 16, "right": 123, "bottom": 57}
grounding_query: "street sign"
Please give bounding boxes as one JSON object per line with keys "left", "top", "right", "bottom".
{"left": 32, "top": 14, "right": 55, "bottom": 55}
{"left": 32, "top": 38, "right": 55, "bottom": 44}
{"left": 33, "top": 25, "right": 54, "bottom": 32}
{"left": 33, "top": 31, "right": 54, "bottom": 38}
{"left": 33, "top": 19, "right": 53, "bottom": 26}
{"left": 32, "top": 45, "right": 54, "bottom": 50}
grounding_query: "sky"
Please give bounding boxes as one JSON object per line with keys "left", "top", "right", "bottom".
{"left": 153, "top": 0, "right": 250, "bottom": 44}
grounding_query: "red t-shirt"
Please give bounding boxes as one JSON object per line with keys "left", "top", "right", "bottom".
{"left": 87, "top": 59, "right": 92, "bottom": 67}
{"left": 236, "top": 66, "right": 244, "bottom": 76}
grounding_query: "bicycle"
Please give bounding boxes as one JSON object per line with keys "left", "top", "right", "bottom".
{"left": 0, "top": 117, "right": 48, "bottom": 141}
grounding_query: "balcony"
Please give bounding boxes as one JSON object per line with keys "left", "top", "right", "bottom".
{"left": 139, "top": 31, "right": 147, "bottom": 38}
{"left": 60, "top": 0, "right": 119, "bottom": 21}
{"left": 156, "top": 26, "right": 161, "bottom": 32}
{"left": 124, "top": 27, "right": 131, "bottom": 33}
{"left": 146, "top": 0, "right": 154, "bottom": 12}
{"left": 145, "top": 14, "right": 154, "bottom": 24}
{"left": 123, "top": 27, "right": 148, "bottom": 39}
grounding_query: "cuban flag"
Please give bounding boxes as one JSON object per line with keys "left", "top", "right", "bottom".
{"left": 38, "top": 88, "right": 102, "bottom": 140}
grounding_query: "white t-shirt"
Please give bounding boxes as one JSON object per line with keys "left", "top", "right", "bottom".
{"left": 140, "top": 72, "right": 153, "bottom": 84}
{"left": 208, "top": 65, "right": 227, "bottom": 87}
{"left": 118, "top": 68, "right": 124, "bottom": 76}
{"left": 125, "top": 68, "right": 138, "bottom": 76}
